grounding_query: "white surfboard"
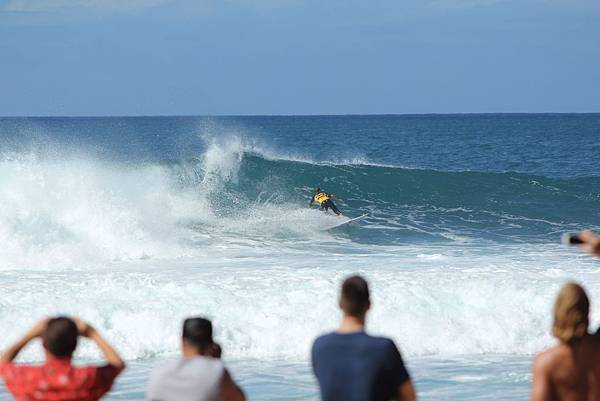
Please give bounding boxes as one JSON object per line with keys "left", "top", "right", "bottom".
{"left": 323, "top": 213, "right": 368, "bottom": 230}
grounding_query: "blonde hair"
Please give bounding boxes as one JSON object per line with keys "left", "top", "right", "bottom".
{"left": 552, "top": 282, "right": 590, "bottom": 343}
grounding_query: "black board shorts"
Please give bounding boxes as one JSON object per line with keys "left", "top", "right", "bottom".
{"left": 321, "top": 199, "right": 341, "bottom": 215}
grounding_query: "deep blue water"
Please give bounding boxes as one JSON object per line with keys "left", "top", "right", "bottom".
{"left": 2, "top": 114, "right": 600, "bottom": 176}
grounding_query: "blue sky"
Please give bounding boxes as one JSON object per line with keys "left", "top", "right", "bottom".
{"left": 1, "top": 0, "right": 599, "bottom": 115}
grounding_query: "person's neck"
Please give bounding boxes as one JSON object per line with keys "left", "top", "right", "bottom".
{"left": 45, "top": 351, "right": 72, "bottom": 362}
{"left": 337, "top": 315, "right": 366, "bottom": 334}
{"left": 182, "top": 348, "right": 205, "bottom": 358}
{"left": 566, "top": 333, "right": 591, "bottom": 348}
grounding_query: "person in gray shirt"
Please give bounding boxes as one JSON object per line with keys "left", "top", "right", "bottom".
{"left": 148, "top": 317, "right": 245, "bottom": 401}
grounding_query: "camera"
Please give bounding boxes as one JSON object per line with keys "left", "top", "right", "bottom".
{"left": 562, "top": 233, "right": 585, "bottom": 246}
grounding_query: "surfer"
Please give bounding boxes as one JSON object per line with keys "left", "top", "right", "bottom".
{"left": 309, "top": 187, "right": 342, "bottom": 216}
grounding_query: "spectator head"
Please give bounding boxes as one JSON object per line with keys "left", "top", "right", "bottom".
{"left": 182, "top": 317, "right": 214, "bottom": 355}
{"left": 552, "top": 282, "right": 590, "bottom": 343}
{"left": 42, "top": 317, "right": 78, "bottom": 358}
{"left": 339, "top": 275, "right": 371, "bottom": 317}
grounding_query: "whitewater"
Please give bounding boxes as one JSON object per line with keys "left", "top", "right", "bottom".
{"left": 1, "top": 114, "right": 599, "bottom": 400}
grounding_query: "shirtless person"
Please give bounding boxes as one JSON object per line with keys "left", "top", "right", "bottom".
{"left": 531, "top": 282, "right": 600, "bottom": 401}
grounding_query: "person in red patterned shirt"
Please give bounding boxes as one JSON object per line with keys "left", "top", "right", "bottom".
{"left": 0, "top": 316, "right": 125, "bottom": 401}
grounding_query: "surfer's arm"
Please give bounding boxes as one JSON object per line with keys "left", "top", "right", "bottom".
{"left": 309, "top": 197, "right": 315, "bottom": 208}
{"left": 0, "top": 319, "right": 48, "bottom": 362}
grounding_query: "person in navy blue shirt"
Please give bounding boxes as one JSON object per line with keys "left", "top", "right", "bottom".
{"left": 312, "top": 276, "right": 417, "bottom": 401}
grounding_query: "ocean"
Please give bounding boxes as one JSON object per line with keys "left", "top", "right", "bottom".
{"left": 0, "top": 114, "right": 599, "bottom": 400}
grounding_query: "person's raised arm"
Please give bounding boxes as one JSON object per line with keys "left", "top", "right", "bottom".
{"left": 397, "top": 380, "right": 417, "bottom": 401}
{"left": 578, "top": 230, "right": 600, "bottom": 257}
{"left": 220, "top": 369, "right": 245, "bottom": 401}
{"left": 0, "top": 319, "right": 47, "bottom": 363}
{"left": 74, "top": 318, "right": 125, "bottom": 370}
{"left": 531, "top": 354, "right": 551, "bottom": 401}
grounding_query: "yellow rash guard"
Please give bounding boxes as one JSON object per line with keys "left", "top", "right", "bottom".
{"left": 313, "top": 192, "right": 330, "bottom": 205}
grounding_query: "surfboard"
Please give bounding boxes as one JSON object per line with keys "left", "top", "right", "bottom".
{"left": 324, "top": 213, "right": 368, "bottom": 230}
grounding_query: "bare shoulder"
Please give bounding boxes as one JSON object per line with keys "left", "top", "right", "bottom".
{"left": 534, "top": 344, "right": 566, "bottom": 372}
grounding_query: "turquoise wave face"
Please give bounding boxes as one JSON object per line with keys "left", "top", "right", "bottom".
{"left": 162, "top": 153, "right": 600, "bottom": 246}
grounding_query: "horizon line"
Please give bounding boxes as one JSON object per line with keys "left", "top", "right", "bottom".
{"left": 1, "top": 111, "right": 600, "bottom": 118}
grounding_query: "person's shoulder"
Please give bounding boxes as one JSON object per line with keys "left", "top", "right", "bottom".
{"left": 534, "top": 343, "right": 566, "bottom": 373}
{"left": 150, "top": 358, "right": 181, "bottom": 379}
{"left": 312, "top": 332, "right": 342, "bottom": 351}
{"left": 0, "top": 361, "right": 15, "bottom": 373}
{"left": 361, "top": 335, "right": 406, "bottom": 361}
{"left": 363, "top": 334, "right": 399, "bottom": 350}
{"left": 2, "top": 362, "right": 41, "bottom": 372}
{"left": 0, "top": 362, "right": 40, "bottom": 377}
{"left": 370, "top": 334, "right": 396, "bottom": 344}
{"left": 161, "top": 357, "right": 224, "bottom": 373}
{"left": 193, "top": 356, "right": 225, "bottom": 372}
{"left": 148, "top": 360, "right": 182, "bottom": 397}
{"left": 314, "top": 332, "right": 337, "bottom": 343}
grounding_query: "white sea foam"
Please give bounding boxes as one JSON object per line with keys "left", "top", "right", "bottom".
{"left": 198, "top": 133, "right": 399, "bottom": 169}
{"left": 0, "top": 136, "right": 350, "bottom": 270}
{"left": 0, "top": 154, "right": 203, "bottom": 269}
{"left": 1, "top": 138, "right": 599, "bottom": 369}
{"left": 2, "top": 246, "right": 599, "bottom": 363}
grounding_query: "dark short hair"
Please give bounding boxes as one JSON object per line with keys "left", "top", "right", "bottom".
{"left": 182, "top": 317, "right": 213, "bottom": 351}
{"left": 340, "top": 275, "right": 370, "bottom": 316}
{"left": 43, "top": 317, "right": 78, "bottom": 357}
